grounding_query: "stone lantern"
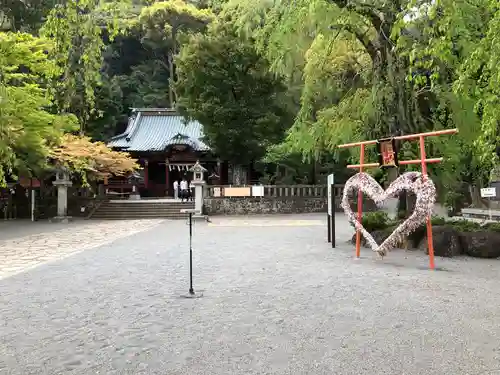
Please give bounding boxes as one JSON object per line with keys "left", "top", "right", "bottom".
{"left": 189, "top": 161, "right": 207, "bottom": 218}
{"left": 51, "top": 166, "right": 73, "bottom": 222}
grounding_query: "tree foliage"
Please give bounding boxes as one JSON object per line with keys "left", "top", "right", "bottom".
{"left": 175, "top": 23, "right": 292, "bottom": 164}
{"left": 137, "top": 0, "right": 213, "bottom": 105}
{"left": 41, "top": 0, "right": 129, "bottom": 133}
{"left": 2, "top": 0, "right": 500, "bottom": 207}
{"left": 0, "top": 0, "right": 57, "bottom": 32}
{"left": 0, "top": 30, "right": 137, "bottom": 186}
{"left": 50, "top": 134, "right": 139, "bottom": 181}
{"left": 217, "top": 1, "right": 499, "bottom": 186}
{"left": 396, "top": 0, "right": 500, "bottom": 193}
{"left": 0, "top": 32, "right": 77, "bottom": 185}
{"left": 81, "top": 0, "right": 214, "bottom": 140}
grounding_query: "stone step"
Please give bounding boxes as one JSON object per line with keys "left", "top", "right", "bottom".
{"left": 97, "top": 206, "right": 194, "bottom": 211}
{"left": 91, "top": 214, "right": 189, "bottom": 220}
{"left": 100, "top": 202, "right": 193, "bottom": 205}
{"left": 100, "top": 204, "right": 193, "bottom": 208}
{"left": 91, "top": 211, "right": 191, "bottom": 217}
{"left": 92, "top": 213, "right": 192, "bottom": 218}
{"left": 89, "top": 201, "right": 195, "bottom": 220}
{"left": 92, "top": 210, "right": 192, "bottom": 215}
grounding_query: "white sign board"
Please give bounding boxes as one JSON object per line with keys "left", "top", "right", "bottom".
{"left": 251, "top": 185, "right": 264, "bottom": 197}
{"left": 327, "top": 174, "right": 334, "bottom": 215}
{"left": 481, "top": 187, "right": 496, "bottom": 198}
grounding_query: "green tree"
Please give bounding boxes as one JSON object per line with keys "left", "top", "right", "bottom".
{"left": 175, "top": 23, "right": 292, "bottom": 165}
{"left": 219, "top": 1, "right": 454, "bottom": 156}
{"left": 137, "top": 0, "right": 213, "bottom": 106}
{"left": 50, "top": 134, "right": 139, "bottom": 182}
{"left": 0, "top": 32, "right": 78, "bottom": 185}
{"left": 396, "top": 0, "right": 499, "bottom": 205}
{"left": 82, "top": 0, "right": 213, "bottom": 140}
{"left": 0, "top": 0, "right": 57, "bottom": 32}
{"left": 41, "top": 0, "right": 129, "bottom": 134}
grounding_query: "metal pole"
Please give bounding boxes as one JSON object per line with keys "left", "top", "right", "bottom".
{"left": 327, "top": 214, "right": 331, "bottom": 243}
{"left": 327, "top": 174, "right": 334, "bottom": 244}
{"left": 330, "top": 183, "right": 335, "bottom": 248}
{"left": 489, "top": 197, "right": 492, "bottom": 221}
{"left": 31, "top": 189, "right": 35, "bottom": 222}
{"left": 179, "top": 208, "right": 203, "bottom": 299}
{"left": 188, "top": 212, "right": 194, "bottom": 295}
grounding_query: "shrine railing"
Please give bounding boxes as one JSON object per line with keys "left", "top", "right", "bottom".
{"left": 204, "top": 184, "right": 345, "bottom": 199}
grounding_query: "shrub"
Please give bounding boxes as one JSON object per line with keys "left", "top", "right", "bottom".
{"left": 482, "top": 222, "right": 500, "bottom": 232}
{"left": 431, "top": 216, "right": 446, "bottom": 226}
{"left": 361, "top": 211, "right": 389, "bottom": 232}
{"left": 449, "top": 220, "right": 481, "bottom": 233}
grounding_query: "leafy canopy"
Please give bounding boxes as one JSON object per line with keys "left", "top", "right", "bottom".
{"left": 0, "top": 30, "right": 138, "bottom": 186}
{"left": 175, "top": 23, "right": 292, "bottom": 164}
{"left": 50, "top": 134, "right": 139, "bottom": 181}
{"left": 0, "top": 31, "right": 77, "bottom": 185}
{"left": 41, "top": 0, "right": 130, "bottom": 132}
{"left": 137, "top": 0, "right": 214, "bottom": 105}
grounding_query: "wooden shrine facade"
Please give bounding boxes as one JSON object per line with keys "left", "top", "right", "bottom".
{"left": 107, "top": 108, "right": 228, "bottom": 197}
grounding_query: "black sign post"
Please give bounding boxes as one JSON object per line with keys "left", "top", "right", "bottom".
{"left": 327, "top": 174, "right": 335, "bottom": 248}
{"left": 327, "top": 215, "right": 331, "bottom": 243}
{"left": 330, "top": 183, "right": 335, "bottom": 248}
{"left": 180, "top": 209, "right": 203, "bottom": 299}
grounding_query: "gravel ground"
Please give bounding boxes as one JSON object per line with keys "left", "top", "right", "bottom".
{"left": 1, "top": 214, "right": 500, "bottom": 375}
{"left": 0, "top": 219, "right": 135, "bottom": 241}
{"left": 0, "top": 220, "right": 163, "bottom": 280}
{"left": 0, "top": 219, "right": 87, "bottom": 241}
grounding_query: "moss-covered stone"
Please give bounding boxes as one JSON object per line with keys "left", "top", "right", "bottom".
{"left": 461, "top": 232, "right": 500, "bottom": 258}
{"left": 417, "top": 226, "right": 463, "bottom": 257}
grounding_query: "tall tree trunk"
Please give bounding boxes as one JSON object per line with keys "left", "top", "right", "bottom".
{"left": 168, "top": 51, "right": 175, "bottom": 108}
{"left": 168, "top": 30, "right": 178, "bottom": 108}
{"left": 233, "top": 165, "right": 245, "bottom": 185}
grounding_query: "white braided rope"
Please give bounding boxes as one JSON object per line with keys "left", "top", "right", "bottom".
{"left": 341, "top": 172, "right": 436, "bottom": 256}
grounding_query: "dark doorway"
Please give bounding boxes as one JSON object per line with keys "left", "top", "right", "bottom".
{"left": 148, "top": 161, "right": 167, "bottom": 197}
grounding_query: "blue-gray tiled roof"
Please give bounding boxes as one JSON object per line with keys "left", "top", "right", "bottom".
{"left": 108, "top": 109, "right": 210, "bottom": 152}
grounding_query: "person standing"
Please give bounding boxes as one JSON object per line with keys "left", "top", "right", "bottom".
{"left": 173, "top": 180, "right": 179, "bottom": 200}
{"left": 180, "top": 177, "right": 188, "bottom": 202}
{"left": 189, "top": 180, "right": 194, "bottom": 201}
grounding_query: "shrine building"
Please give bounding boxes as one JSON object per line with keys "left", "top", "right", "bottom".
{"left": 107, "top": 108, "right": 228, "bottom": 197}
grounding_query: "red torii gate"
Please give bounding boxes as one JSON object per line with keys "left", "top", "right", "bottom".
{"left": 338, "top": 128, "right": 458, "bottom": 270}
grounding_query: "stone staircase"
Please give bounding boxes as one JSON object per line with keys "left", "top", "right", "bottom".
{"left": 89, "top": 199, "right": 195, "bottom": 220}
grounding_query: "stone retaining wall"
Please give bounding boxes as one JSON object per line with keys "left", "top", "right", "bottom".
{"left": 204, "top": 197, "right": 377, "bottom": 216}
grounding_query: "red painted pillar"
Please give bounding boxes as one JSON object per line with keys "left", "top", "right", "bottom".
{"left": 419, "top": 136, "right": 435, "bottom": 270}
{"left": 144, "top": 159, "right": 149, "bottom": 189}
{"left": 355, "top": 144, "right": 365, "bottom": 258}
{"left": 165, "top": 159, "right": 170, "bottom": 196}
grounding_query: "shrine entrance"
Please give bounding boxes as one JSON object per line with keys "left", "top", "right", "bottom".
{"left": 147, "top": 161, "right": 167, "bottom": 197}
{"left": 167, "top": 163, "right": 194, "bottom": 196}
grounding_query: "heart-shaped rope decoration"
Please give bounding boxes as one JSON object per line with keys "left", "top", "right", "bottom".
{"left": 341, "top": 172, "right": 436, "bottom": 256}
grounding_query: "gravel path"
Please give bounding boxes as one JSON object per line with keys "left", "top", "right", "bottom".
{"left": 0, "top": 219, "right": 87, "bottom": 241}
{"left": 0, "top": 220, "right": 163, "bottom": 280}
{"left": 1, "top": 214, "right": 500, "bottom": 374}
